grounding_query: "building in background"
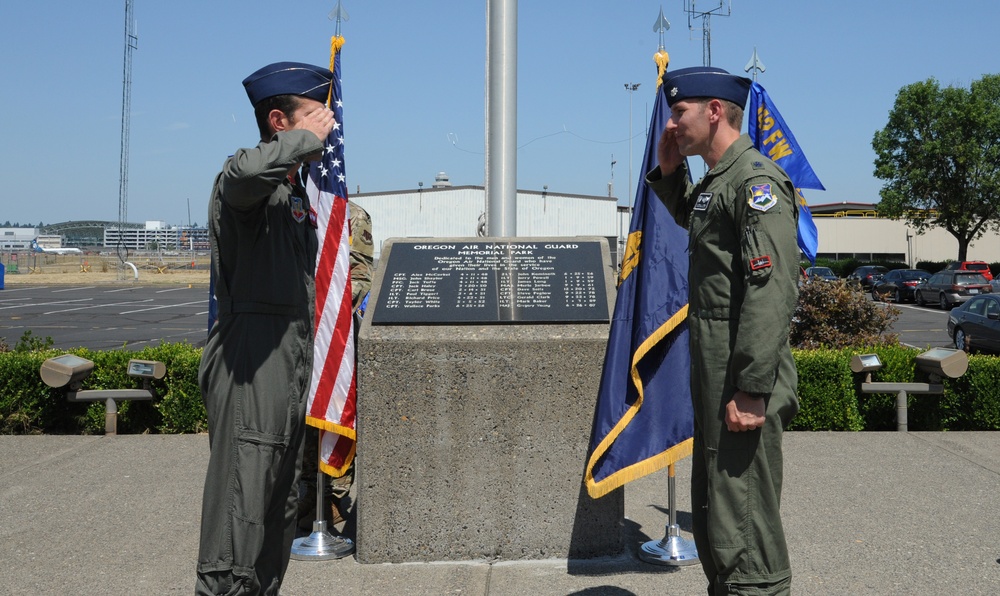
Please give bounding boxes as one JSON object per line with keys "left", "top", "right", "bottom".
{"left": 7, "top": 195, "right": 1000, "bottom": 268}
{"left": 352, "top": 177, "right": 620, "bottom": 265}
{"left": 104, "top": 221, "right": 209, "bottom": 252}
{"left": 0, "top": 228, "right": 37, "bottom": 250}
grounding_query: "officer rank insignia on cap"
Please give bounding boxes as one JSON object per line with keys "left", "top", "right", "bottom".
{"left": 749, "top": 183, "right": 777, "bottom": 212}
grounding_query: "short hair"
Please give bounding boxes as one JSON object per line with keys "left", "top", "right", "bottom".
{"left": 694, "top": 98, "right": 744, "bottom": 130}
{"left": 722, "top": 100, "right": 744, "bottom": 129}
{"left": 252, "top": 94, "right": 302, "bottom": 141}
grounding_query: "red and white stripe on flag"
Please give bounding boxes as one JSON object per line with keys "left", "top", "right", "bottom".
{"left": 305, "top": 181, "right": 357, "bottom": 477}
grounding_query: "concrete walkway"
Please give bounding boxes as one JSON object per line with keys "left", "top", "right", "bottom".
{"left": 1, "top": 432, "right": 997, "bottom": 595}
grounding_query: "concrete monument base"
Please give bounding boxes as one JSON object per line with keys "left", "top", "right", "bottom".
{"left": 355, "top": 237, "right": 623, "bottom": 563}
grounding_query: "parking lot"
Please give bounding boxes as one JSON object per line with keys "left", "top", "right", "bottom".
{"left": 0, "top": 284, "right": 211, "bottom": 351}
{"left": 876, "top": 296, "right": 956, "bottom": 350}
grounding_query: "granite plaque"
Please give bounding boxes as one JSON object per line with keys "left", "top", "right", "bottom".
{"left": 372, "top": 240, "right": 609, "bottom": 325}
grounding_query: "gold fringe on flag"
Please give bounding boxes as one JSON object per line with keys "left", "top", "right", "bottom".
{"left": 654, "top": 49, "right": 670, "bottom": 89}
{"left": 326, "top": 35, "right": 345, "bottom": 107}
{"left": 584, "top": 303, "right": 693, "bottom": 499}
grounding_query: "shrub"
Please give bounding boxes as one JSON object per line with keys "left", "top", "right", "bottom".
{"left": 789, "top": 349, "right": 863, "bottom": 431}
{"left": 2, "top": 333, "right": 999, "bottom": 433}
{"left": 790, "top": 279, "right": 899, "bottom": 349}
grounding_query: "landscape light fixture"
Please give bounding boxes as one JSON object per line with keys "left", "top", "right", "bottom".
{"left": 851, "top": 348, "right": 968, "bottom": 431}
{"left": 39, "top": 355, "right": 167, "bottom": 435}
{"left": 39, "top": 354, "right": 95, "bottom": 390}
{"left": 850, "top": 353, "right": 883, "bottom": 374}
{"left": 914, "top": 347, "right": 968, "bottom": 380}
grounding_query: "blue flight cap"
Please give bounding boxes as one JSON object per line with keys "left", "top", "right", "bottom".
{"left": 661, "top": 66, "right": 752, "bottom": 109}
{"left": 242, "top": 61, "right": 333, "bottom": 106}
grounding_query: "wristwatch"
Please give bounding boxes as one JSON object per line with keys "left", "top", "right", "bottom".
{"left": 743, "top": 390, "right": 768, "bottom": 399}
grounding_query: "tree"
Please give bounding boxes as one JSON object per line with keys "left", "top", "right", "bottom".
{"left": 872, "top": 74, "right": 1000, "bottom": 261}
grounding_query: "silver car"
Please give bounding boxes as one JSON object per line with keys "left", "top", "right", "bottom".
{"left": 915, "top": 270, "right": 992, "bottom": 309}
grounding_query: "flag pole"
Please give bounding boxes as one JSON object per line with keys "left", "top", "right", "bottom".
{"left": 291, "top": 431, "right": 354, "bottom": 560}
{"left": 638, "top": 463, "right": 699, "bottom": 566}
{"left": 291, "top": 1, "right": 355, "bottom": 561}
{"left": 637, "top": 16, "right": 697, "bottom": 565}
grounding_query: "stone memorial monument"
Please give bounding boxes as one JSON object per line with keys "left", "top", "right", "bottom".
{"left": 355, "top": 236, "right": 624, "bottom": 563}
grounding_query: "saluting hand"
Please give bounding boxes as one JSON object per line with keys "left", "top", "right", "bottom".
{"left": 295, "top": 106, "right": 337, "bottom": 144}
{"left": 656, "top": 127, "right": 684, "bottom": 176}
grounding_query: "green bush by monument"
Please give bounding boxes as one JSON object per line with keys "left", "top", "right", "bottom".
{"left": 1, "top": 340, "right": 999, "bottom": 434}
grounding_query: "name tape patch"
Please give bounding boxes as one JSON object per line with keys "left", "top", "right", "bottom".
{"left": 749, "top": 255, "right": 772, "bottom": 271}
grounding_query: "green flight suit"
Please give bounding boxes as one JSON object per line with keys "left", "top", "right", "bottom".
{"left": 196, "top": 129, "right": 321, "bottom": 595}
{"left": 647, "top": 135, "right": 800, "bottom": 596}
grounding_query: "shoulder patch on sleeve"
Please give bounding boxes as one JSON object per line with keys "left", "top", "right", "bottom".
{"left": 748, "top": 183, "right": 777, "bottom": 212}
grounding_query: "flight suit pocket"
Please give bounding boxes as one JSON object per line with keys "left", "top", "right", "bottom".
{"left": 233, "top": 428, "right": 289, "bottom": 525}
{"left": 741, "top": 224, "right": 773, "bottom": 282}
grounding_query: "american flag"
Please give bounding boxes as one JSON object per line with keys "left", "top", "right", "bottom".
{"left": 305, "top": 37, "right": 356, "bottom": 476}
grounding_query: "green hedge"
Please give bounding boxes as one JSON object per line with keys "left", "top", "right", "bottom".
{"left": 1, "top": 343, "right": 998, "bottom": 434}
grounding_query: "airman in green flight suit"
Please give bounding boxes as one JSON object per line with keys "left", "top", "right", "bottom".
{"left": 646, "top": 66, "right": 800, "bottom": 596}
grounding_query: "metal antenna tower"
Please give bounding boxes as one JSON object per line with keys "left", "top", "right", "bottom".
{"left": 117, "top": 0, "right": 138, "bottom": 272}
{"left": 684, "top": 0, "right": 730, "bottom": 66}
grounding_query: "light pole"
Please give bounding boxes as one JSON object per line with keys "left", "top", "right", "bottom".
{"left": 906, "top": 231, "right": 913, "bottom": 267}
{"left": 624, "top": 82, "right": 641, "bottom": 220}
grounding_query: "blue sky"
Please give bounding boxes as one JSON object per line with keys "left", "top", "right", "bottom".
{"left": 2, "top": 0, "right": 998, "bottom": 227}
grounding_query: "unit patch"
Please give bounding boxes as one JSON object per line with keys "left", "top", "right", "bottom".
{"left": 693, "top": 193, "right": 713, "bottom": 211}
{"left": 749, "top": 255, "right": 772, "bottom": 271}
{"left": 748, "top": 183, "right": 777, "bottom": 212}
{"left": 291, "top": 196, "right": 306, "bottom": 223}
{"left": 308, "top": 206, "right": 318, "bottom": 229}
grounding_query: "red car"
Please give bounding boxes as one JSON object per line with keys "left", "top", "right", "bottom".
{"left": 945, "top": 260, "right": 993, "bottom": 282}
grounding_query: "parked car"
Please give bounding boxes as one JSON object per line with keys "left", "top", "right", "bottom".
{"left": 870, "top": 269, "right": 931, "bottom": 302}
{"left": 947, "top": 294, "right": 1000, "bottom": 353}
{"left": 944, "top": 260, "right": 993, "bottom": 281}
{"left": 804, "top": 266, "right": 838, "bottom": 282}
{"left": 914, "top": 270, "right": 992, "bottom": 309}
{"left": 846, "top": 265, "right": 887, "bottom": 291}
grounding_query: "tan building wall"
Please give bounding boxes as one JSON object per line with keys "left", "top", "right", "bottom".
{"left": 814, "top": 217, "right": 1000, "bottom": 265}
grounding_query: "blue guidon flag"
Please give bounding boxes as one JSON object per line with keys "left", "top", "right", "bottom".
{"left": 585, "top": 61, "right": 693, "bottom": 499}
{"left": 747, "top": 81, "right": 824, "bottom": 264}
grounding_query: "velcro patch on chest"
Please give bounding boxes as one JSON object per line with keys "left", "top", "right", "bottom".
{"left": 694, "top": 193, "right": 712, "bottom": 211}
{"left": 748, "top": 183, "right": 777, "bottom": 212}
{"left": 749, "top": 255, "right": 772, "bottom": 271}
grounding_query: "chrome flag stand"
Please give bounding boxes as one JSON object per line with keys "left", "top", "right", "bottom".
{"left": 291, "top": 435, "right": 354, "bottom": 561}
{"left": 638, "top": 463, "right": 699, "bottom": 566}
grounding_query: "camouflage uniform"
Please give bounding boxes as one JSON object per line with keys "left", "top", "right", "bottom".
{"left": 196, "top": 129, "right": 320, "bottom": 594}
{"left": 647, "top": 134, "right": 800, "bottom": 596}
